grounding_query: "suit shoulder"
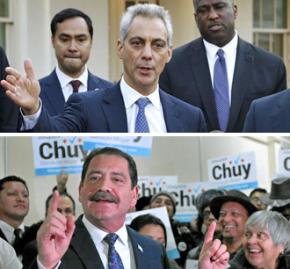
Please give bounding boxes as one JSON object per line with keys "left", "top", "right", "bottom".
{"left": 253, "top": 89, "right": 290, "bottom": 106}
{"left": 89, "top": 72, "right": 113, "bottom": 89}
{"left": 239, "top": 38, "right": 284, "bottom": 62}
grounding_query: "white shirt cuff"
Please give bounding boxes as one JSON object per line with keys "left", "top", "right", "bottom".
{"left": 20, "top": 99, "right": 42, "bottom": 130}
{"left": 37, "top": 256, "right": 61, "bottom": 269}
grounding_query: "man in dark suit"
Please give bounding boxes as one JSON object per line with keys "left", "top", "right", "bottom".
{"left": 1, "top": 4, "right": 207, "bottom": 133}
{"left": 0, "top": 47, "right": 18, "bottom": 132}
{"left": 30, "top": 147, "right": 168, "bottom": 269}
{"left": 39, "top": 8, "right": 112, "bottom": 116}
{"left": 0, "top": 176, "right": 30, "bottom": 254}
{"left": 243, "top": 89, "right": 290, "bottom": 132}
{"left": 159, "top": 0, "right": 286, "bottom": 132}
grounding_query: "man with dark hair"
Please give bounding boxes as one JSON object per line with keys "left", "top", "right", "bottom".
{"left": 39, "top": 8, "right": 112, "bottom": 116}
{"left": 30, "top": 147, "right": 168, "bottom": 269}
{"left": 248, "top": 188, "right": 267, "bottom": 210}
{"left": 160, "top": 0, "right": 286, "bottom": 132}
{"left": 0, "top": 176, "right": 29, "bottom": 253}
{"left": 0, "top": 47, "right": 18, "bottom": 132}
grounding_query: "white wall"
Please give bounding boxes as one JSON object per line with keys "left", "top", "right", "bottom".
{"left": 0, "top": 135, "right": 282, "bottom": 225}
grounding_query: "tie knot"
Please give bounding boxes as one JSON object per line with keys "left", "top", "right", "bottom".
{"left": 14, "top": 228, "right": 21, "bottom": 238}
{"left": 104, "top": 233, "right": 118, "bottom": 246}
{"left": 70, "top": 80, "right": 81, "bottom": 93}
{"left": 217, "top": 49, "right": 225, "bottom": 59}
{"left": 136, "top": 97, "right": 150, "bottom": 110}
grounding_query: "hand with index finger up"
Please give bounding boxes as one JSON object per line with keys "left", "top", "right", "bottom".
{"left": 37, "top": 191, "right": 75, "bottom": 269}
{"left": 198, "top": 221, "right": 229, "bottom": 269}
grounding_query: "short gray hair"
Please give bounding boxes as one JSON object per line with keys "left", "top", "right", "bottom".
{"left": 246, "top": 211, "right": 290, "bottom": 251}
{"left": 119, "top": 4, "right": 173, "bottom": 47}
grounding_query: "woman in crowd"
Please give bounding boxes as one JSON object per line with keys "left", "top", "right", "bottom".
{"left": 199, "top": 210, "right": 290, "bottom": 269}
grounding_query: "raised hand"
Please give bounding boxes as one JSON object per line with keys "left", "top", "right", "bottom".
{"left": 37, "top": 191, "right": 75, "bottom": 269}
{"left": 198, "top": 221, "right": 229, "bottom": 269}
{"left": 56, "top": 171, "right": 69, "bottom": 193}
{"left": 0, "top": 59, "right": 41, "bottom": 115}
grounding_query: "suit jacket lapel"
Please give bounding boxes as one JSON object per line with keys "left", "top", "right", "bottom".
{"left": 160, "top": 90, "right": 183, "bottom": 132}
{"left": 102, "top": 83, "right": 128, "bottom": 132}
{"left": 127, "top": 227, "right": 147, "bottom": 269}
{"left": 188, "top": 39, "right": 219, "bottom": 130}
{"left": 41, "top": 70, "right": 66, "bottom": 115}
{"left": 228, "top": 38, "right": 253, "bottom": 131}
{"left": 70, "top": 217, "right": 104, "bottom": 269}
{"left": 87, "top": 71, "right": 99, "bottom": 91}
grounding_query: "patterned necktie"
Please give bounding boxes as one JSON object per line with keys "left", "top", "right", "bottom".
{"left": 213, "top": 49, "right": 230, "bottom": 131}
{"left": 135, "top": 97, "right": 150, "bottom": 133}
{"left": 104, "top": 233, "right": 124, "bottom": 269}
{"left": 70, "top": 80, "right": 82, "bottom": 93}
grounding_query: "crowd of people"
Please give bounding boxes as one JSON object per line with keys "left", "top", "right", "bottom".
{"left": 0, "top": 147, "right": 290, "bottom": 269}
{"left": 0, "top": 0, "right": 289, "bottom": 132}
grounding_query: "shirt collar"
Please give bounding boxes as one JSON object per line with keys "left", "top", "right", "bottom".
{"left": 82, "top": 215, "right": 128, "bottom": 247}
{"left": 55, "top": 65, "right": 88, "bottom": 89}
{"left": 203, "top": 31, "right": 238, "bottom": 60}
{"left": 120, "top": 76, "right": 162, "bottom": 111}
{"left": 0, "top": 220, "right": 25, "bottom": 233}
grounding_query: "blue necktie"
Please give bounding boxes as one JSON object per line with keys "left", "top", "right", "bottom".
{"left": 213, "top": 49, "right": 230, "bottom": 131}
{"left": 104, "top": 233, "right": 124, "bottom": 269}
{"left": 135, "top": 97, "right": 150, "bottom": 133}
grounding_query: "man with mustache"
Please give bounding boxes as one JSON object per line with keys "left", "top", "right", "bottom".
{"left": 160, "top": 0, "right": 286, "bottom": 132}
{"left": 30, "top": 147, "right": 168, "bottom": 269}
{"left": 39, "top": 8, "right": 112, "bottom": 116}
{"left": 0, "top": 176, "right": 30, "bottom": 255}
{"left": 1, "top": 4, "right": 206, "bottom": 133}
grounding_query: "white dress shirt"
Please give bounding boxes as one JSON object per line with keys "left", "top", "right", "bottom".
{"left": 0, "top": 220, "right": 25, "bottom": 244}
{"left": 203, "top": 32, "right": 238, "bottom": 104}
{"left": 120, "top": 77, "right": 167, "bottom": 133}
{"left": 0, "top": 238, "right": 22, "bottom": 269}
{"left": 55, "top": 66, "right": 88, "bottom": 101}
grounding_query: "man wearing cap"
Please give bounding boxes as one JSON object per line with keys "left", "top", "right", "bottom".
{"left": 210, "top": 189, "right": 257, "bottom": 259}
{"left": 262, "top": 177, "right": 290, "bottom": 220}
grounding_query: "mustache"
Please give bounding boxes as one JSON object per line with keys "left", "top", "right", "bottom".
{"left": 89, "top": 191, "right": 119, "bottom": 203}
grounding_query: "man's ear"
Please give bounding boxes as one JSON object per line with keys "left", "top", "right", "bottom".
{"left": 117, "top": 39, "right": 124, "bottom": 59}
{"left": 233, "top": 4, "right": 238, "bottom": 19}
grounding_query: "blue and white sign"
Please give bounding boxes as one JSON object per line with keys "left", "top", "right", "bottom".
{"left": 278, "top": 149, "right": 290, "bottom": 176}
{"left": 207, "top": 151, "right": 257, "bottom": 189}
{"left": 83, "top": 137, "right": 152, "bottom": 156}
{"left": 32, "top": 137, "right": 88, "bottom": 176}
{"left": 138, "top": 176, "right": 178, "bottom": 198}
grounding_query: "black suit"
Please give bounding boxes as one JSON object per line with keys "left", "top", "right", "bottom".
{"left": 160, "top": 37, "right": 287, "bottom": 132}
{"left": 0, "top": 47, "right": 18, "bottom": 132}
{"left": 28, "top": 217, "right": 168, "bottom": 269}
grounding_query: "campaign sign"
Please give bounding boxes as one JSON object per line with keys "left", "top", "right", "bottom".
{"left": 83, "top": 137, "right": 152, "bottom": 156}
{"left": 126, "top": 207, "right": 180, "bottom": 260}
{"left": 208, "top": 151, "right": 257, "bottom": 182}
{"left": 278, "top": 149, "right": 290, "bottom": 176}
{"left": 32, "top": 137, "right": 88, "bottom": 176}
{"left": 138, "top": 176, "right": 178, "bottom": 198}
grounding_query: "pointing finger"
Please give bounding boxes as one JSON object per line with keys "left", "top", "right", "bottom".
{"left": 48, "top": 191, "right": 60, "bottom": 216}
{"left": 204, "top": 221, "right": 216, "bottom": 245}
